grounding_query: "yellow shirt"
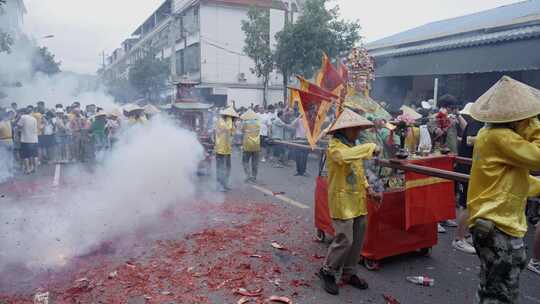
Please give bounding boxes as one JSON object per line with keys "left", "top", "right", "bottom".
{"left": 242, "top": 119, "right": 261, "bottom": 152}
{"left": 468, "top": 122, "right": 540, "bottom": 238}
{"left": 0, "top": 120, "right": 13, "bottom": 141}
{"left": 215, "top": 117, "right": 234, "bottom": 155}
{"left": 128, "top": 116, "right": 147, "bottom": 125}
{"left": 405, "top": 126, "right": 420, "bottom": 153}
{"left": 32, "top": 112, "right": 43, "bottom": 135}
{"left": 327, "top": 137, "right": 376, "bottom": 220}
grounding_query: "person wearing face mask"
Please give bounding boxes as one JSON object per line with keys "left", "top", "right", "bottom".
{"left": 467, "top": 76, "right": 540, "bottom": 304}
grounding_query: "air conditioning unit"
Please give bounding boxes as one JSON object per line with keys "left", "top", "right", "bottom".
{"left": 237, "top": 73, "right": 247, "bottom": 82}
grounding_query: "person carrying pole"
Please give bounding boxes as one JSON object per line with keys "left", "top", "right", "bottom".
{"left": 318, "top": 108, "right": 381, "bottom": 295}
{"left": 240, "top": 109, "right": 261, "bottom": 184}
{"left": 468, "top": 76, "right": 540, "bottom": 304}
{"left": 214, "top": 107, "right": 239, "bottom": 192}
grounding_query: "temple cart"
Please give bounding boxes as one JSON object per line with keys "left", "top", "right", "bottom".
{"left": 315, "top": 153, "right": 470, "bottom": 270}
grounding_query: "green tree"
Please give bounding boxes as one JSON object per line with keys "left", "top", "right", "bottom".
{"left": 275, "top": 0, "right": 360, "bottom": 80}
{"left": 128, "top": 50, "right": 169, "bottom": 102}
{"left": 242, "top": 6, "right": 274, "bottom": 108}
{"left": 32, "top": 46, "right": 61, "bottom": 75}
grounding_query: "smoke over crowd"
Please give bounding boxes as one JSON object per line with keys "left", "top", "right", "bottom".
{"left": 0, "top": 118, "right": 204, "bottom": 271}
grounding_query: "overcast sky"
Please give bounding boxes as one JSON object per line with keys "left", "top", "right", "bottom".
{"left": 24, "top": 0, "right": 522, "bottom": 74}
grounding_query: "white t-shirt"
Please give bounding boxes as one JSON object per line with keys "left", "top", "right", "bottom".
{"left": 18, "top": 114, "right": 38, "bottom": 143}
{"left": 258, "top": 113, "right": 269, "bottom": 137}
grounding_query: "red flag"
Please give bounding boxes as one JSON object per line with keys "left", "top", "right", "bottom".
{"left": 315, "top": 53, "right": 344, "bottom": 93}
{"left": 297, "top": 76, "right": 338, "bottom": 100}
{"left": 290, "top": 88, "right": 330, "bottom": 149}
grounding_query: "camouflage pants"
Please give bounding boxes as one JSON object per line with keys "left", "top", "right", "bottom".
{"left": 471, "top": 227, "right": 527, "bottom": 304}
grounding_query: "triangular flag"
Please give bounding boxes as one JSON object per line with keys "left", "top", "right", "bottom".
{"left": 297, "top": 76, "right": 339, "bottom": 100}
{"left": 291, "top": 88, "right": 331, "bottom": 149}
{"left": 315, "top": 52, "right": 344, "bottom": 94}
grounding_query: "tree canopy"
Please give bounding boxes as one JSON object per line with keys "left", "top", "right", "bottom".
{"left": 128, "top": 50, "right": 169, "bottom": 102}
{"left": 32, "top": 46, "right": 61, "bottom": 75}
{"left": 0, "top": 0, "right": 13, "bottom": 54}
{"left": 241, "top": 6, "right": 273, "bottom": 107}
{"left": 275, "top": 0, "right": 360, "bottom": 79}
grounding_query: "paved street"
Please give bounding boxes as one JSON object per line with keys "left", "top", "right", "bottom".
{"left": 1, "top": 151, "right": 539, "bottom": 304}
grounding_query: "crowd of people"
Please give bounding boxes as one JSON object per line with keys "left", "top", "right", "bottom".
{"left": 0, "top": 101, "right": 159, "bottom": 175}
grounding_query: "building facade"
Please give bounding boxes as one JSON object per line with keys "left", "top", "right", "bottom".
{"left": 105, "top": 0, "right": 300, "bottom": 107}
{"left": 367, "top": 0, "right": 540, "bottom": 107}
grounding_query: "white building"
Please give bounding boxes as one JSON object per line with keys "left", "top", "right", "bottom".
{"left": 105, "top": 0, "right": 301, "bottom": 107}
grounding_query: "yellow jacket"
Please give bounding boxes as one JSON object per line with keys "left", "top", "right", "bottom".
{"left": 468, "top": 120, "right": 540, "bottom": 238}
{"left": 215, "top": 116, "right": 234, "bottom": 155}
{"left": 242, "top": 119, "right": 261, "bottom": 152}
{"left": 327, "top": 137, "right": 376, "bottom": 220}
{"left": 405, "top": 126, "right": 420, "bottom": 153}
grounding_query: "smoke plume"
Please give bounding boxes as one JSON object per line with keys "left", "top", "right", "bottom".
{"left": 0, "top": 117, "right": 204, "bottom": 271}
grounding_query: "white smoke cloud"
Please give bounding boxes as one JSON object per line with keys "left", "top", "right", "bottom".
{"left": 0, "top": 117, "right": 205, "bottom": 270}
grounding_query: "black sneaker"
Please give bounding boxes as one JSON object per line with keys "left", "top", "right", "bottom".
{"left": 318, "top": 268, "right": 339, "bottom": 295}
{"left": 345, "top": 275, "right": 369, "bottom": 290}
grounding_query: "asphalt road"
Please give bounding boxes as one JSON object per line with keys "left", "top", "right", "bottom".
{"left": 1, "top": 151, "right": 539, "bottom": 304}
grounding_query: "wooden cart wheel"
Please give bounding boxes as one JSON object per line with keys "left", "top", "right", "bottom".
{"left": 363, "top": 258, "right": 380, "bottom": 271}
{"left": 419, "top": 247, "right": 432, "bottom": 257}
{"left": 315, "top": 229, "right": 326, "bottom": 242}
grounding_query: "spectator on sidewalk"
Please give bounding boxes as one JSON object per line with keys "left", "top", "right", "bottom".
{"left": 271, "top": 111, "right": 287, "bottom": 168}
{"left": 0, "top": 109, "right": 14, "bottom": 175}
{"left": 453, "top": 103, "right": 483, "bottom": 254}
{"left": 17, "top": 107, "right": 39, "bottom": 174}
{"left": 290, "top": 115, "right": 309, "bottom": 176}
{"left": 240, "top": 109, "right": 261, "bottom": 183}
{"left": 40, "top": 111, "right": 56, "bottom": 164}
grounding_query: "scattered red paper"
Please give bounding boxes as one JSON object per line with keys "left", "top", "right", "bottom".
{"left": 383, "top": 294, "right": 401, "bottom": 304}
{"left": 234, "top": 288, "right": 263, "bottom": 297}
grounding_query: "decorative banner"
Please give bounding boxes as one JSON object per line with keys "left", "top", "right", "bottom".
{"left": 290, "top": 88, "right": 330, "bottom": 149}
{"left": 315, "top": 52, "right": 344, "bottom": 95}
{"left": 297, "top": 76, "right": 339, "bottom": 100}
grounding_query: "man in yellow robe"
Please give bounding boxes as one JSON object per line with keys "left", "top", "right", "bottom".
{"left": 468, "top": 76, "right": 540, "bottom": 304}
{"left": 240, "top": 109, "right": 261, "bottom": 183}
{"left": 214, "top": 107, "right": 239, "bottom": 192}
{"left": 319, "top": 108, "right": 380, "bottom": 295}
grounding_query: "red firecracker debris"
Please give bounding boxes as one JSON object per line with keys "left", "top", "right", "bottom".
{"left": 234, "top": 287, "right": 263, "bottom": 297}
{"left": 267, "top": 295, "right": 293, "bottom": 303}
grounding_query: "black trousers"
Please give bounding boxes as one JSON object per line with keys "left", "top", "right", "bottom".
{"left": 215, "top": 154, "right": 231, "bottom": 187}
{"left": 295, "top": 146, "right": 309, "bottom": 175}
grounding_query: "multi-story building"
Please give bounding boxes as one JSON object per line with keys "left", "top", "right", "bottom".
{"left": 104, "top": 0, "right": 301, "bottom": 107}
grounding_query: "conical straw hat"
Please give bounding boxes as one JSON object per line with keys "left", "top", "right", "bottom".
{"left": 328, "top": 108, "right": 374, "bottom": 133}
{"left": 144, "top": 104, "right": 161, "bottom": 115}
{"left": 109, "top": 108, "right": 122, "bottom": 117}
{"left": 459, "top": 102, "right": 474, "bottom": 116}
{"left": 470, "top": 76, "right": 540, "bottom": 123}
{"left": 94, "top": 110, "right": 107, "bottom": 118}
{"left": 220, "top": 107, "right": 239, "bottom": 118}
{"left": 400, "top": 105, "right": 422, "bottom": 120}
{"left": 241, "top": 109, "right": 258, "bottom": 120}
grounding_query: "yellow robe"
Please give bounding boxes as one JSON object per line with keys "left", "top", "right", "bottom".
{"left": 404, "top": 126, "right": 420, "bottom": 153}
{"left": 215, "top": 116, "right": 234, "bottom": 155}
{"left": 327, "top": 137, "right": 376, "bottom": 220}
{"left": 468, "top": 120, "right": 540, "bottom": 238}
{"left": 242, "top": 119, "right": 261, "bottom": 152}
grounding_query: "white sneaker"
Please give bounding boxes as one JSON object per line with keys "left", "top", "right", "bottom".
{"left": 452, "top": 239, "right": 476, "bottom": 254}
{"left": 441, "top": 220, "right": 458, "bottom": 227}
{"left": 438, "top": 223, "right": 446, "bottom": 233}
{"left": 528, "top": 259, "right": 540, "bottom": 276}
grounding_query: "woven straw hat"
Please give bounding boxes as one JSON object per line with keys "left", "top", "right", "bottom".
{"left": 328, "top": 108, "right": 374, "bottom": 133}
{"left": 94, "top": 110, "right": 107, "bottom": 118}
{"left": 109, "top": 108, "right": 122, "bottom": 117}
{"left": 124, "top": 104, "right": 143, "bottom": 113}
{"left": 470, "top": 76, "right": 540, "bottom": 123}
{"left": 241, "top": 109, "right": 258, "bottom": 120}
{"left": 459, "top": 103, "right": 474, "bottom": 116}
{"left": 144, "top": 104, "right": 161, "bottom": 115}
{"left": 400, "top": 105, "right": 422, "bottom": 120}
{"left": 220, "top": 107, "right": 239, "bottom": 118}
